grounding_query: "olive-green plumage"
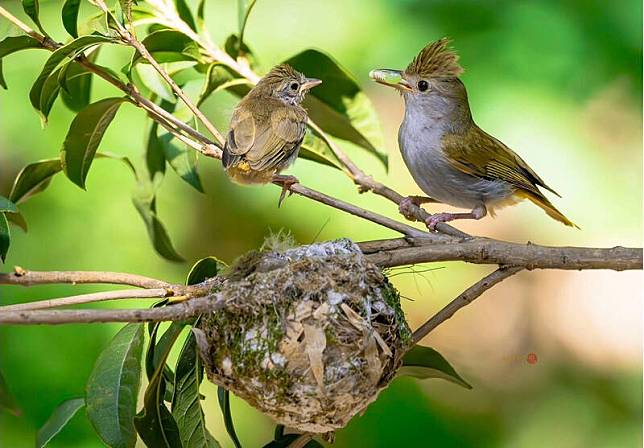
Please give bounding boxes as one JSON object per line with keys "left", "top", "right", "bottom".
{"left": 370, "top": 38, "right": 577, "bottom": 229}
{"left": 223, "top": 64, "right": 321, "bottom": 185}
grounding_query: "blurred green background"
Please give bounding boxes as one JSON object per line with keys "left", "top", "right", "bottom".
{"left": 0, "top": 0, "right": 641, "bottom": 446}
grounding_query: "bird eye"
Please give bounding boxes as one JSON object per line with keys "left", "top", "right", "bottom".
{"left": 290, "top": 82, "right": 299, "bottom": 91}
{"left": 417, "top": 80, "right": 429, "bottom": 92}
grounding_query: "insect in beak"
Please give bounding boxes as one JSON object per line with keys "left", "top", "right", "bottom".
{"left": 369, "top": 69, "right": 412, "bottom": 92}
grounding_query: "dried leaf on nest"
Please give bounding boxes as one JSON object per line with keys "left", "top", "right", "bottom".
{"left": 303, "top": 324, "right": 327, "bottom": 392}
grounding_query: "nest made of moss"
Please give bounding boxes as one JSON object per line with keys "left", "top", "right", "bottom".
{"left": 194, "top": 239, "right": 412, "bottom": 433}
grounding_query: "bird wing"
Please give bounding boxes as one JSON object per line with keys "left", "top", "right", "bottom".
{"left": 243, "top": 106, "right": 306, "bottom": 171}
{"left": 441, "top": 127, "right": 561, "bottom": 197}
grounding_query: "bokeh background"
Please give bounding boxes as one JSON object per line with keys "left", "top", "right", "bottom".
{"left": 0, "top": 0, "right": 641, "bottom": 446}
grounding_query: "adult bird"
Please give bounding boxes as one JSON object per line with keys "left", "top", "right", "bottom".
{"left": 370, "top": 38, "right": 577, "bottom": 230}
{"left": 223, "top": 64, "right": 321, "bottom": 203}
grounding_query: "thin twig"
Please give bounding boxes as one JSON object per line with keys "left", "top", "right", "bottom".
{"left": 284, "top": 183, "right": 428, "bottom": 238}
{"left": 98, "top": 0, "right": 226, "bottom": 146}
{"left": 0, "top": 268, "right": 171, "bottom": 289}
{"left": 411, "top": 266, "right": 523, "bottom": 343}
{"left": 0, "top": 288, "right": 170, "bottom": 312}
{"left": 359, "top": 238, "right": 643, "bottom": 271}
{"left": 0, "top": 294, "right": 224, "bottom": 325}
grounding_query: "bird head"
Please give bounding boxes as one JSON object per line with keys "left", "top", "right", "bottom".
{"left": 369, "top": 38, "right": 469, "bottom": 116}
{"left": 255, "top": 64, "right": 322, "bottom": 105}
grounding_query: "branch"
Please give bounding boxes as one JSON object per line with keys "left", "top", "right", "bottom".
{"left": 360, "top": 237, "right": 643, "bottom": 271}
{"left": 411, "top": 266, "right": 523, "bottom": 343}
{"left": 0, "top": 268, "right": 171, "bottom": 288}
{"left": 0, "top": 288, "right": 170, "bottom": 312}
{"left": 284, "top": 183, "right": 427, "bottom": 238}
{"left": 0, "top": 294, "right": 223, "bottom": 325}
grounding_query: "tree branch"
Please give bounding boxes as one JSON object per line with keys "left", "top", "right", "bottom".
{"left": 0, "top": 268, "right": 171, "bottom": 289}
{"left": 411, "top": 266, "right": 523, "bottom": 343}
{"left": 0, "top": 288, "right": 170, "bottom": 312}
{"left": 0, "top": 294, "right": 223, "bottom": 325}
{"left": 360, "top": 237, "right": 642, "bottom": 271}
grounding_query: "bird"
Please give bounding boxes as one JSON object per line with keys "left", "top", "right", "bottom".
{"left": 369, "top": 38, "right": 577, "bottom": 230}
{"left": 222, "top": 64, "right": 321, "bottom": 204}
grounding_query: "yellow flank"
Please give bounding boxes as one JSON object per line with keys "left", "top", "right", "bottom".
{"left": 227, "top": 165, "right": 276, "bottom": 185}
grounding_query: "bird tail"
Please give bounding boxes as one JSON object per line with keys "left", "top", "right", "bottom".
{"left": 517, "top": 190, "right": 579, "bottom": 229}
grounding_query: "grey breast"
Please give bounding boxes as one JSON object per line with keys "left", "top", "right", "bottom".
{"left": 398, "top": 110, "right": 513, "bottom": 209}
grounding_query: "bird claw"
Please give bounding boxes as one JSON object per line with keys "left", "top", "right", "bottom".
{"left": 424, "top": 213, "right": 454, "bottom": 231}
{"left": 273, "top": 175, "right": 299, "bottom": 207}
{"left": 398, "top": 197, "right": 419, "bottom": 221}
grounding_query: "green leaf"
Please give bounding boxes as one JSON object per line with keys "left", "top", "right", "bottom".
{"left": 132, "top": 181, "right": 184, "bottom": 262}
{"left": 146, "top": 321, "right": 185, "bottom": 382}
{"left": 172, "top": 332, "right": 220, "bottom": 448}
{"left": 6, "top": 212, "right": 28, "bottom": 232}
{"left": 398, "top": 345, "right": 472, "bottom": 389}
{"left": 186, "top": 256, "right": 224, "bottom": 285}
{"left": 39, "top": 66, "right": 63, "bottom": 121}
{"left": 224, "top": 34, "right": 256, "bottom": 68}
{"left": 61, "top": 97, "right": 126, "bottom": 189}
{"left": 196, "top": 0, "right": 206, "bottom": 29}
{"left": 62, "top": 0, "right": 81, "bottom": 38}
{"left": 218, "top": 387, "right": 241, "bottom": 448}
{"left": 0, "top": 35, "right": 42, "bottom": 58}
{"left": 8, "top": 153, "right": 130, "bottom": 205}
{"left": 0, "top": 213, "right": 10, "bottom": 263}
{"left": 59, "top": 59, "right": 95, "bottom": 112}
{"left": 86, "top": 323, "right": 144, "bottom": 448}
{"left": 158, "top": 133, "right": 204, "bottom": 192}
{"left": 0, "top": 369, "right": 21, "bottom": 416}
{"left": 175, "top": 0, "right": 197, "bottom": 31}
{"left": 0, "top": 196, "right": 18, "bottom": 214}
{"left": 0, "top": 60, "right": 5, "bottom": 90}
{"left": 134, "top": 327, "right": 184, "bottom": 448}
{"left": 135, "top": 64, "right": 176, "bottom": 103}
{"left": 30, "top": 35, "right": 114, "bottom": 117}
{"left": 0, "top": 35, "right": 43, "bottom": 89}
{"left": 146, "top": 121, "right": 167, "bottom": 181}
{"left": 284, "top": 49, "right": 387, "bottom": 168}
{"left": 198, "top": 63, "right": 250, "bottom": 106}
{"left": 131, "top": 30, "right": 202, "bottom": 68}
{"left": 36, "top": 398, "right": 85, "bottom": 448}
{"left": 22, "top": 0, "right": 47, "bottom": 35}
{"left": 299, "top": 130, "right": 343, "bottom": 170}
{"left": 9, "top": 158, "right": 62, "bottom": 204}
{"left": 237, "top": 0, "right": 257, "bottom": 52}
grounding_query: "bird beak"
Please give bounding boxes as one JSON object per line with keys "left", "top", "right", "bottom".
{"left": 369, "top": 69, "right": 412, "bottom": 92}
{"left": 301, "top": 78, "right": 322, "bottom": 90}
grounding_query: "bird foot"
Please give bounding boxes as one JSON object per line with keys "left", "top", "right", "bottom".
{"left": 424, "top": 206, "right": 487, "bottom": 231}
{"left": 272, "top": 174, "right": 299, "bottom": 207}
{"left": 424, "top": 213, "right": 457, "bottom": 230}
{"left": 398, "top": 196, "right": 437, "bottom": 221}
{"left": 399, "top": 197, "right": 420, "bottom": 221}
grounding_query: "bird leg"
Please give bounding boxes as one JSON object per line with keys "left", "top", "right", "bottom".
{"left": 425, "top": 204, "right": 487, "bottom": 231}
{"left": 399, "top": 195, "right": 439, "bottom": 221}
{"left": 272, "top": 174, "right": 300, "bottom": 207}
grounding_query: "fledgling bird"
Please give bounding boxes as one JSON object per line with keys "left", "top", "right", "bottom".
{"left": 222, "top": 64, "right": 321, "bottom": 202}
{"left": 370, "top": 38, "right": 577, "bottom": 229}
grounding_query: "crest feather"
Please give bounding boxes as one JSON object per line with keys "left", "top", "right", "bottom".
{"left": 405, "top": 38, "right": 463, "bottom": 78}
{"left": 260, "top": 64, "right": 301, "bottom": 84}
